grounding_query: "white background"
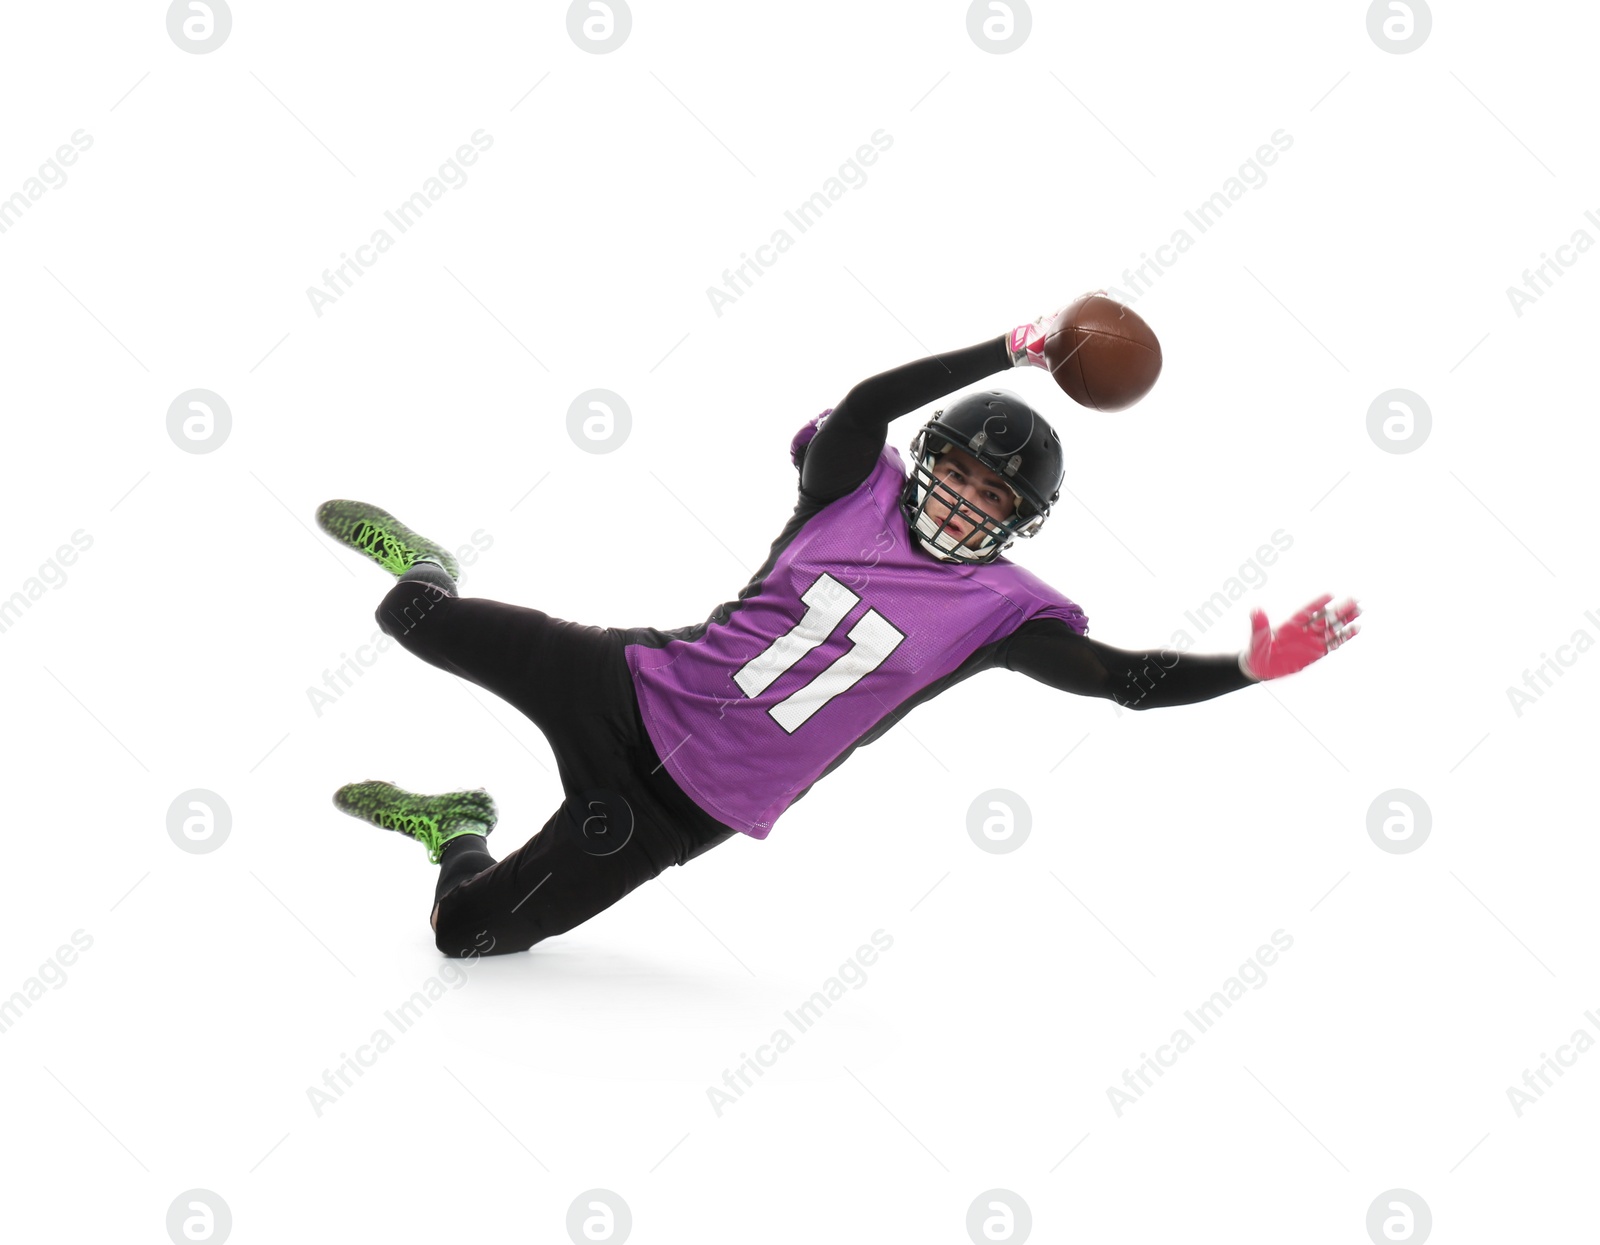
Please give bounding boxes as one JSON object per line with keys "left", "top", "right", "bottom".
{"left": 1, "top": 1, "right": 1595, "bottom": 1241}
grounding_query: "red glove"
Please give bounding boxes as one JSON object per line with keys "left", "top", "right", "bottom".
{"left": 1240, "top": 594, "right": 1361, "bottom": 681}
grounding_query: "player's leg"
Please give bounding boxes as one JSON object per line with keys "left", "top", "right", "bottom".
{"left": 433, "top": 623, "right": 741, "bottom": 957}
{"left": 371, "top": 579, "right": 595, "bottom": 733}
{"left": 319, "top": 499, "right": 742, "bottom": 952}
{"left": 332, "top": 779, "right": 724, "bottom": 959}
{"left": 431, "top": 785, "right": 737, "bottom": 957}
{"left": 316, "top": 498, "right": 585, "bottom": 729}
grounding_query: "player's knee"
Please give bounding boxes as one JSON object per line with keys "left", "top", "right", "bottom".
{"left": 376, "top": 579, "right": 450, "bottom": 640}
{"left": 433, "top": 910, "right": 537, "bottom": 959}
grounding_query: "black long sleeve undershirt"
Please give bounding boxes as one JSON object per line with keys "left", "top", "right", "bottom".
{"left": 1003, "top": 617, "right": 1255, "bottom": 710}
{"left": 798, "top": 334, "right": 1257, "bottom": 710}
{"left": 800, "top": 335, "right": 1012, "bottom": 502}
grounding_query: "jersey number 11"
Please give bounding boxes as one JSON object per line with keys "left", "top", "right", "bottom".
{"left": 733, "top": 573, "right": 906, "bottom": 734}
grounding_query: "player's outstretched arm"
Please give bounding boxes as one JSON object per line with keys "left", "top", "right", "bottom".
{"left": 1002, "top": 594, "right": 1359, "bottom": 710}
{"left": 801, "top": 298, "right": 1086, "bottom": 502}
{"left": 1004, "top": 620, "right": 1254, "bottom": 710}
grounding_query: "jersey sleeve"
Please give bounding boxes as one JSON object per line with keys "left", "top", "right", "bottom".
{"left": 1028, "top": 597, "right": 1089, "bottom": 636}
{"left": 1002, "top": 561, "right": 1089, "bottom": 636}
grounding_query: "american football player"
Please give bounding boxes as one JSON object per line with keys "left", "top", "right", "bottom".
{"left": 318, "top": 309, "right": 1359, "bottom": 958}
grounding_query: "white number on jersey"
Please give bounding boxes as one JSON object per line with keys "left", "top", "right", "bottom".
{"left": 733, "top": 573, "right": 906, "bottom": 734}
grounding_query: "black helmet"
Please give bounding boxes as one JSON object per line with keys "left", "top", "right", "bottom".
{"left": 898, "top": 388, "right": 1064, "bottom": 564}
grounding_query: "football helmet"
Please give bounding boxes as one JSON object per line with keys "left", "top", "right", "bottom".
{"left": 899, "top": 388, "right": 1064, "bottom": 564}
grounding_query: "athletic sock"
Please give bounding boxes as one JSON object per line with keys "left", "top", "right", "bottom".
{"left": 435, "top": 828, "right": 494, "bottom": 902}
{"left": 402, "top": 557, "right": 459, "bottom": 598}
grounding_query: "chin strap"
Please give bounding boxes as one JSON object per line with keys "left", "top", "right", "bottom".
{"left": 911, "top": 506, "right": 985, "bottom": 562}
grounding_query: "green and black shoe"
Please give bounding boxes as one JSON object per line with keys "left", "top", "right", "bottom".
{"left": 315, "top": 500, "right": 460, "bottom": 579}
{"left": 333, "top": 780, "right": 496, "bottom": 864}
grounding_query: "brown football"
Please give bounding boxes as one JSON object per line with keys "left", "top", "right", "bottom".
{"left": 1041, "top": 294, "right": 1163, "bottom": 411}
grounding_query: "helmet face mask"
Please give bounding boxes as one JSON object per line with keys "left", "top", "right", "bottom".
{"left": 899, "top": 389, "right": 1063, "bottom": 565}
{"left": 904, "top": 448, "right": 1025, "bottom": 563}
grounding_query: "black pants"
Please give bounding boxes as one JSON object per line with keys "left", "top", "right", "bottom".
{"left": 374, "top": 576, "right": 739, "bottom": 957}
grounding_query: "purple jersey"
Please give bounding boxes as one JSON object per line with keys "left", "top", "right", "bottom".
{"left": 621, "top": 409, "right": 1088, "bottom": 838}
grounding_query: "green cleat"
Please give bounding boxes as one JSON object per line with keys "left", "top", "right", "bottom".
{"left": 315, "top": 500, "right": 460, "bottom": 579}
{"left": 333, "top": 780, "right": 496, "bottom": 864}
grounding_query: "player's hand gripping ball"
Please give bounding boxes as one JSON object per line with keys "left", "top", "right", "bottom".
{"left": 1010, "top": 292, "right": 1163, "bottom": 410}
{"left": 1242, "top": 594, "right": 1361, "bottom": 681}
